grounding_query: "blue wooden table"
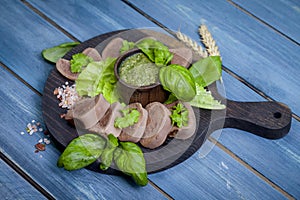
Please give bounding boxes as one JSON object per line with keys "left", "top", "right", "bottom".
{"left": 1, "top": 0, "right": 299, "bottom": 199}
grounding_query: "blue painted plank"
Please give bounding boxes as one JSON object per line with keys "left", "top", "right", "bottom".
{"left": 212, "top": 71, "right": 300, "bottom": 198}
{"left": 0, "top": 67, "right": 166, "bottom": 199}
{"left": 127, "top": 0, "right": 300, "bottom": 117}
{"left": 0, "top": 0, "right": 155, "bottom": 95}
{"left": 26, "top": 0, "right": 157, "bottom": 42}
{"left": 0, "top": 159, "right": 46, "bottom": 200}
{"left": 232, "top": 0, "right": 300, "bottom": 44}
{"left": 149, "top": 140, "right": 286, "bottom": 200}
{"left": 0, "top": 0, "right": 72, "bottom": 94}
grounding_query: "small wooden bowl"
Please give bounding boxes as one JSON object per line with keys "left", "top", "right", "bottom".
{"left": 114, "top": 48, "right": 169, "bottom": 107}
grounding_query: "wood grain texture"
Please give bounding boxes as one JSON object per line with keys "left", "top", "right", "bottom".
{"left": 0, "top": 159, "right": 46, "bottom": 200}
{"left": 0, "top": 0, "right": 72, "bottom": 93}
{"left": 213, "top": 71, "right": 300, "bottom": 198}
{"left": 26, "top": 0, "right": 157, "bottom": 42}
{"left": 232, "top": 0, "right": 300, "bottom": 44}
{"left": 127, "top": 0, "right": 300, "bottom": 117}
{"left": 149, "top": 140, "right": 286, "bottom": 199}
{"left": 0, "top": 67, "right": 166, "bottom": 199}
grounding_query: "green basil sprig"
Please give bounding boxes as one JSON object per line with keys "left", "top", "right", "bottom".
{"left": 159, "top": 64, "right": 196, "bottom": 102}
{"left": 114, "top": 142, "right": 148, "bottom": 186}
{"left": 57, "top": 133, "right": 148, "bottom": 186}
{"left": 136, "top": 38, "right": 173, "bottom": 66}
{"left": 57, "top": 134, "right": 106, "bottom": 170}
{"left": 100, "top": 134, "right": 119, "bottom": 170}
{"left": 42, "top": 41, "right": 80, "bottom": 63}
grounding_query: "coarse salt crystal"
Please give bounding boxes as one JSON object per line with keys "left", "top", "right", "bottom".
{"left": 29, "top": 130, "right": 34, "bottom": 135}
{"left": 44, "top": 138, "right": 51, "bottom": 144}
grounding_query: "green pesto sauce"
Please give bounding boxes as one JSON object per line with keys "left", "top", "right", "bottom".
{"left": 119, "top": 53, "right": 160, "bottom": 87}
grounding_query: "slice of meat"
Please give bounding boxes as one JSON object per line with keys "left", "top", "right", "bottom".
{"left": 89, "top": 102, "right": 124, "bottom": 137}
{"left": 169, "top": 102, "right": 196, "bottom": 139}
{"left": 101, "top": 37, "right": 124, "bottom": 59}
{"left": 118, "top": 103, "right": 148, "bottom": 143}
{"left": 56, "top": 58, "right": 79, "bottom": 80}
{"left": 140, "top": 102, "right": 172, "bottom": 149}
{"left": 72, "top": 94, "right": 110, "bottom": 129}
{"left": 170, "top": 48, "right": 192, "bottom": 68}
{"left": 82, "top": 47, "right": 102, "bottom": 61}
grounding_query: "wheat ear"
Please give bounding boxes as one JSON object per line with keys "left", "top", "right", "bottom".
{"left": 176, "top": 31, "right": 208, "bottom": 58}
{"left": 199, "top": 25, "right": 221, "bottom": 57}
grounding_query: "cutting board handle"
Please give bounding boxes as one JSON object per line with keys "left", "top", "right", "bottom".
{"left": 223, "top": 100, "right": 292, "bottom": 139}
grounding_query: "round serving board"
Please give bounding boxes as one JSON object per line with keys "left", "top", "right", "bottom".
{"left": 42, "top": 29, "right": 292, "bottom": 174}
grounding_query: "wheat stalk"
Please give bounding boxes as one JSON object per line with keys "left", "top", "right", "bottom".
{"left": 176, "top": 31, "right": 208, "bottom": 58}
{"left": 198, "top": 25, "right": 221, "bottom": 57}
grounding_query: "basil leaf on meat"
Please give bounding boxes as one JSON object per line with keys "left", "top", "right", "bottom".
{"left": 114, "top": 142, "right": 148, "bottom": 186}
{"left": 114, "top": 108, "right": 140, "bottom": 129}
{"left": 42, "top": 42, "right": 80, "bottom": 63}
{"left": 189, "top": 56, "right": 222, "bottom": 87}
{"left": 159, "top": 64, "right": 196, "bottom": 102}
{"left": 57, "top": 134, "right": 106, "bottom": 171}
{"left": 170, "top": 103, "right": 189, "bottom": 128}
{"left": 136, "top": 38, "right": 173, "bottom": 66}
{"left": 75, "top": 57, "right": 119, "bottom": 103}
{"left": 70, "top": 53, "right": 94, "bottom": 73}
{"left": 120, "top": 40, "right": 135, "bottom": 54}
{"left": 100, "top": 134, "right": 119, "bottom": 170}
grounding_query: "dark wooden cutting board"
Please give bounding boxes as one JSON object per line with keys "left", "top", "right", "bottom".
{"left": 42, "top": 29, "right": 292, "bottom": 174}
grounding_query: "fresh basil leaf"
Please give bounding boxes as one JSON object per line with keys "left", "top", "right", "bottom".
{"left": 75, "top": 57, "right": 119, "bottom": 103}
{"left": 189, "top": 84, "right": 226, "bottom": 110}
{"left": 189, "top": 56, "right": 222, "bottom": 87}
{"left": 114, "top": 142, "right": 148, "bottom": 186}
{"left": 170, "top": 103, "right": 189, "bottom": 128}
{"left": 136, "top": 38, "right": 173, "bottom": 66}
{"left": 70, "top": 53, "right": 94, "bottom": 73}
{"left": 159, "top": 64, "right": 196, "bottom": 102}
{"left": 114, "top": 108, "right": 140, "bottom": 129}
{"left": 100, "top": 134, "right": 119, "bottom": 170}
{"left": 120, "top": 40, "right": 135, "bottom": 54}
{"left": 42, "top": 41, "right": 80, "bottom": 63}
{"left": 57, "top": 134, "right": 106, "bottom": 171}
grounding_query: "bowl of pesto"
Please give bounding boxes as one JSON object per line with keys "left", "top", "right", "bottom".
{"left": 114, "top": 48, "right": 169, "bottom": 106}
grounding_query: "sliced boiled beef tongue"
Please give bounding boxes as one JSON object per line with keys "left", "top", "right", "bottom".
{"left": 118, "top": 103, "right": 148, "bottom": 143}
{"left": 89, "top": 101, "right": 124, "bottom": 137}
{"left": 72, "top": 94, "right": 110, "bottom": 129}
{"left": 169, "top": 102, "right": 196, "bottom": 140}
{"left": 101, "top": 37, "right": 124, "bottom": 59}
{"left": 140, "top": 102, "right": 172, "bottom": 149}
{"left": 56, "top": 58, "right": 79, "bottom": 80}
{"left": 82, "top": 47, "right": 102, "bottom": 61}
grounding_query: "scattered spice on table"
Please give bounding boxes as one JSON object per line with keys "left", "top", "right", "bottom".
{"left": 21, "top": 119, "right": 51, "bottom": 153}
